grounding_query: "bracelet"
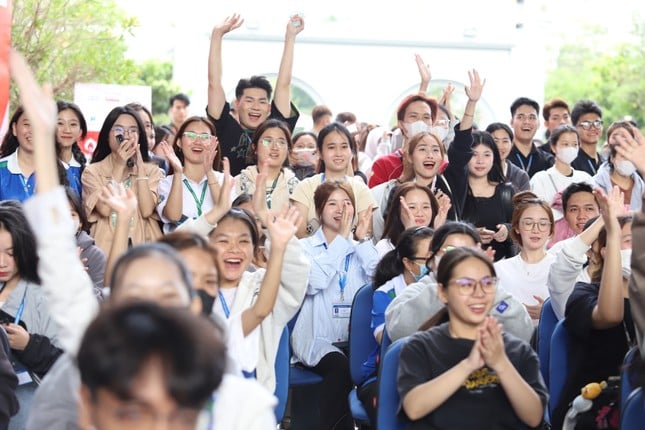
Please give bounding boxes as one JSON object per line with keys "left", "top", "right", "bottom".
{"left": 463, "top": 113, "right": 474, "bottom": 117}
{"left": 135, "top": 177, "right": 149, "bottom": 181}
{"left": 358, "top": 235, "right": 373, "bottom": 244}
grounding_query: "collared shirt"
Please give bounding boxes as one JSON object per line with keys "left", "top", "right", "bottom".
{"left": 0, "top": 150, "right": 36, "bottom": 202}
{"left": 571, "top": 148, "right": 604, "bottom": 176}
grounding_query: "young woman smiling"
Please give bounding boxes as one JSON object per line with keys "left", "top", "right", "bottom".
{"left": 398, "top": 247, "right": 547, "bottom": 428}
{"left": 56, "top": 101, "right": 88, "bottom": 197}
{"left": 234, "top": 119, "right": 299, "bottom": 214}
{"left": 291, "top": 122, "right": 377, "bottom": 238}
{"left": 157, "top": 116, "right": 228, "bottom": 233}
{"left": 494, "top": 191, "right": 555, "bottom": 321}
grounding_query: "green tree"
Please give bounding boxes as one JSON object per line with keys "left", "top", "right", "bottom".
{"left": 132, "top": 59, "right": 180, "bottom": 126}
{"left": 545, "top": 21, "right": 645, "bottom": 128}
{"left": 10, "top": 0, "right": 137, "bottom": 110}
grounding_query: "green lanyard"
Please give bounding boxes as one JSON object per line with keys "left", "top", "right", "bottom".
{"left": 183, "top": 178, "right": 208, "bottom": 216}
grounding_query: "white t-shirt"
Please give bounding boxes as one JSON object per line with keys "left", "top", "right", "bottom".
{"left": 495, "top": 253, "right": 556, "bottom": 314}
{"left": 530, "top": 166, "right": 594, "bottom": 221}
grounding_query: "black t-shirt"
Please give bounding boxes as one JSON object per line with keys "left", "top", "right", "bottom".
{"left": 205, "top": 101, "right": 300, "bottom": 176}
{"left": 508, "top": 144, "right": 554, "bottom": 178}
{"left": 571, "top": 149, "right": 603, "bottom": 177}
{"left": 397, "top": 323, "right": 547, "bottom": 430}
{"left": 462, "top": 183, "right": 515, "bottom": 261}
{"left": 551, "top": 281, "right": 635, "bottom": 428}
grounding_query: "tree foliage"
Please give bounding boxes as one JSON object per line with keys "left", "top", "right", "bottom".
{"left": 131, "top": 59, "right": 180, "bottom": 126}
{"left": 11, "top": 0, "right": 138, "bottom": 110}
{"left": 545, "top": 20, "right": 645, "bottom": 128}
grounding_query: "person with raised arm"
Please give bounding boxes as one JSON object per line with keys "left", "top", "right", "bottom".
{"left": 206, "top": 14, "right": 303, "bottom": 176}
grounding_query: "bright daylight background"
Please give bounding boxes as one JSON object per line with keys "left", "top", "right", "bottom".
{"left": 115, "top": 0, "right": 642, "bottom": 130}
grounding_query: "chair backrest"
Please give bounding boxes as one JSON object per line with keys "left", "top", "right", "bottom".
{"left": 377, "top": 337, "right": 409, "bottom": 430}
{"left": 348, "top": 284, "right": 379, "bottom": 385}
{"left": 273, "top": 326, "right": 290, "bottom": 422}
{"left": 621, "top": 346, "right": 639, "bottom": 408}
{"left": 548, "top": 319, "right": 570, "bottom": 416}
{"left": 537, "top": 297, "right": 558, "bottom": 386}
{"left": 621, "top": 387, "right": 645, "bottom": 430}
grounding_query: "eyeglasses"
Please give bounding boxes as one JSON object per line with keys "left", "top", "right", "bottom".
{"left": 112, "top": 127, "right": 139, "bottom": 136}
{"left": 183, "top": 131, "right": 211, "bottom": 141}
{"left": 106, "top": 403, "right": 200, "bottom": 430}
{"left": 408, "top": 256, "right": 429, "bottom": 262}
{"left": 519, "top": 218, "right": 552, "bottom": 231}
{"left": 434, "top": 119, "right": 451, "bottom": 128}
{"left": 261, "top": 138, "right": 288, "bottom": 148}
{"left": 448, "top": 276, "right": 498, "bottom": 296}
{"left": 577, "top": 120, "right": 603, "bottom": 130}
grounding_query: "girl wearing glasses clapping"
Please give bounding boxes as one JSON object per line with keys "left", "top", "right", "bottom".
{"left": 494, "top": 191, "right": 555, "bottom": 321}
{"left": 234, "top": 119, "right": 300, "bottom": 214}
{"left": 81, "top": 106, "right": 162, "bottom": 253}
{"left": 156, "top": 116, "right": 230, "bottom": 233}
{"left": 398, "top": 247, "right": 547, "bottom": 429}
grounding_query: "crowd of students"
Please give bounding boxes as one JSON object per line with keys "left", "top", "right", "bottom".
{"left": 0, "top": 11, "right": 644, "bottom": 430}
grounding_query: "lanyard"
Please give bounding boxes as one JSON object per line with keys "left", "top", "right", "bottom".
{"left": 19, "top": 174, "right": 32, "bottom": 199}
{"left": 218, "top": 290, "right": 231, "bottom": 319}
{"left": 515, "top": 153, "right": 533, "bottom": 173}
{"left": 265, "top": 172, "right": 280, "bottom": 210}
{"left": 338, "top": 254, "right": 351, "bottom": 302}
{"left": 183, "top": 179, "right": 208, "bottom": 216}
{"left": 587, "top": 159, "right": 597, "bottom": 175}
{"left": 320, "top": 173, "right": 348, "bottom": 183}
{"left": 14, "top": 286, "right": 28, "bottom": 324}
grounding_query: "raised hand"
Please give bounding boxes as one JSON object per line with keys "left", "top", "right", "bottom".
{"left": 267, "top": 206, "right": 300, "bottom": 250}
{"left": 355, "top": 204, "right": 373, "bottom": 240}
{"left": 159, "top": 141, "right": 183, "bottom": 174}
{"left": 213, "top": 14, "right": 244, "bottom": 37}
{"left": 613, "top": 125, "right": 645, "bottom": 175}
{"left": 214, "top": 157, "right": 233, "bottom": 215}
{"left": 439, "top": 82, "right": 455, "bottom": 107}
{"left": 252, "top": 161, "right": 270, "bottom": 227}
{"left": 464, "top": 69, "right": 485, "bottom": 102}
{"left": 99, "top": 182, "right": 138, "bottom": 220}
{"left": 434, "top": 191, "right": 451, "bottom": 229}
{"left": 9, "top": 50, "right": 56, "bottom": 140}
{"left": 399, "top": 196, "right": 417, "bottom": 229}
{"left": 203, "top": 135, "right": 219, "bottom": 172}
{"left": 478, "top": 317, "right": 508, "bottom": 372}
{"left": 593, "top": 186, "right": 624, "bottom": 225}
{"left": 339, "top": 201, "right": 355, "bottom": 239}
{"left": 286, "top": 13, "right": 305, "bottom": 38}
{"left": 415, "top": 53, "right": 432, "bottom": 87}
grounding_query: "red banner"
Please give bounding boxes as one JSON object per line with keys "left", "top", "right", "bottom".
{"left": 0, "top": 0, "right": 10, "bottom": 140}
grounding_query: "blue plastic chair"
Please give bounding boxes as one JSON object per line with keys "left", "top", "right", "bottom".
{"left": 348, "top": 284, "right": 379, "bottom": 425}
{"left": 537, "top": 297, "right": 558, "bottom": 387}
{"left": 621, "top": 346, "right": 639, "bottom": 409}
{"left": 621, "top": 387, "right": 645, "bottom": 430}
{"left": 273, "top": 326, "right": 290, "bottom": 422}
{"left": 548, "top": 320, "right": 570, "bottom": 417}
{"left": 376, "top": 337, "right": 409, "bottom": 430}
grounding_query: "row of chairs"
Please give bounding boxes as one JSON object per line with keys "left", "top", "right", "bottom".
{"left": 538, "top": 298, "right": 645, "bottom": 429}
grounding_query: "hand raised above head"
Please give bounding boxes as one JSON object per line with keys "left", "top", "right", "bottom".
{"left": 415, "top": 53, "right": 432, "bottom": 85}
{"left": 213, "top": 14, "right": 244, "bottom": 37}
{"left": 286, "top": 13, "right": 305, "bottom": 37}
{"left": 464, "top": 69, "right": 486, "bottom": 102}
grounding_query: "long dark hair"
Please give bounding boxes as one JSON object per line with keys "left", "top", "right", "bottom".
{"left": 382, "top": 183, "right": 438, "bottom": 247}
{"left": 0, "top": 201, "right": 40, "bottom": 284}
{"left": 56, "top": 101, "right": 88, "bottom": 169}
{"left": 470, "top": 131, "right": 506, "bottom": 184}
{"left": 316, "top": 122, "right": 354, "bottom": 173}
{"left": 0, "top": 106, "right": 25, "bottom": 158}
{"left": 372, "top": 226, "right": 433, "bottom": 289}
{"left": 250, "top": 119, "right": 292, "bottom": 167}
{"left": 172, "top": 116, "right": 221, "bottom": 173}
{"left": 91, "top": 106, "right": 150, "bottom": 164}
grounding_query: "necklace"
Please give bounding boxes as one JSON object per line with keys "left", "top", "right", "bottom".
{"left": 519, "top": 253, "right": 546, "bottom": 277}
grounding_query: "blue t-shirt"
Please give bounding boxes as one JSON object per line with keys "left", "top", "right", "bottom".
{"left": 0, "top": 152, "right": 36, "bottom": 202}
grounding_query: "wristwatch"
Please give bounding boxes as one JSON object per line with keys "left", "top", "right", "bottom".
{"left": 358, "top": 235, "right": 373, "bottom": 244}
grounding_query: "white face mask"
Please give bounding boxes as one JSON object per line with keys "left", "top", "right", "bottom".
{"left": 621, "top": 248, "right": 632, "bottom": 279}
{"left": 556, "top": 146, "right": 578, "bottom": 165}
{"left": 406, "top": 121, "right": 431, "bottom": 137}
{"left": 615, "top": 160, "right": 637, "bottom": 177}
{"left": 430, "top": 126, "right": 449, "bottom": 142}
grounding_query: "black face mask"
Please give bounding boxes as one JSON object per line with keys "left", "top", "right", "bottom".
{"left": 196, "top": 290, "right": 215, "bottom": 316}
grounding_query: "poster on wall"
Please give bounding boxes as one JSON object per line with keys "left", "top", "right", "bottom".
{"left": 0, "top": 0, "right": 11, "bottom": 141}
{"left": 74, "top": 82, "right": 151, "bottom": 157}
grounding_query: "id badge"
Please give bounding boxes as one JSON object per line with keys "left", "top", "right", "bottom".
{"left": 332, "top": 302, "right": 351, "bottom": 319}
{"left": 16, "top": 370, "right": 33, "bottom": 386}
